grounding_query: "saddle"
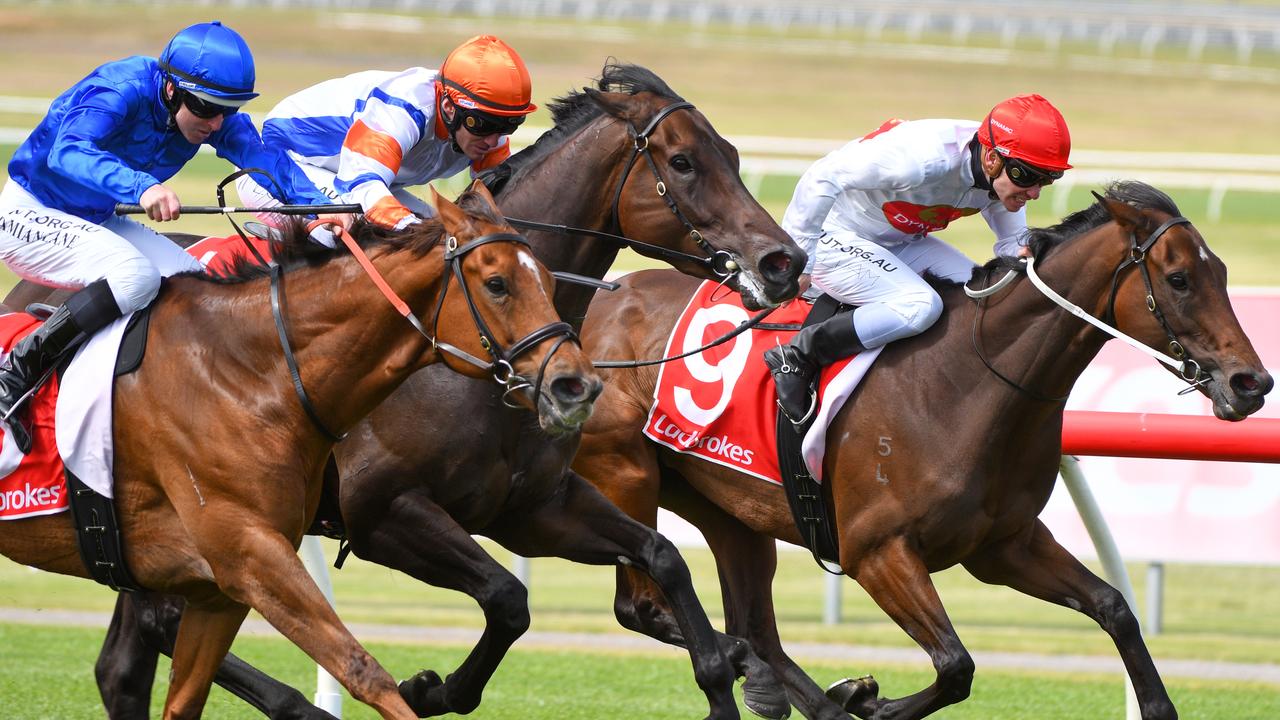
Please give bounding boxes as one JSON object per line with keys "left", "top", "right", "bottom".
{"left": 775, "top": 294, "right": 846, "bottom": 569}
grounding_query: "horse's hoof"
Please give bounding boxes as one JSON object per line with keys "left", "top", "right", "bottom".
{"left": 825, "top": 676, "right": 878, "bottom": 715}
{"left": 398, "top": 669, "right": 448, "bottom": 717}
{"left": 743, "top": 679, "right": 791, "bottom": 720}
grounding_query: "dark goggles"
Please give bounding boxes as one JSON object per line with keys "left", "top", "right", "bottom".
{"left": 460, "top": 109, "right": 523, "bottom": 137}
{"left": 1003, "top": 156, "right": 1063, "bottom": 188}
{"left": 182, "top": 91, "right": 238, "bottom": 120}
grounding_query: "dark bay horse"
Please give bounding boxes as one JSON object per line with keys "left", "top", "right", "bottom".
{"left": 572, "top": 182, "right": 1273, "bottom": 720}
{"left": 0, "top": 185, "right": 600, "bottom": 719}
{"left": 54, "top": 63, "right": 803, "bottom": 719}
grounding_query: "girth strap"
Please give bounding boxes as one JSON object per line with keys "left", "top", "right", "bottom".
{"left": 66, "top": 469, "right": 144, "bottom": 592}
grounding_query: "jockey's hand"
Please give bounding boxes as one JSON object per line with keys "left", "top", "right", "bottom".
{"left": 797, "top": 273, "right": 812, "bottom": 296}
{"left": 315, "top": 213, "right": 355, "bottom": 233}
{"left": 1017, "top": 245, "right": 1033, "bottom": 258}
{"left": 140, "top": 184, "right": 182, "bottom": 222}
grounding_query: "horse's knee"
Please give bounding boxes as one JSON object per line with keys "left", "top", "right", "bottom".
{"left": 479, "top": 573, "right": 530, "bottom": 640}
{"left": 1093, "top": 585, "right": 1141, "bottom": 639}
{"left": 640, "top": 533, "right": 694, "bottom": 587}
{"left": 935, "top": 651, "right": 975, "bottom": 704}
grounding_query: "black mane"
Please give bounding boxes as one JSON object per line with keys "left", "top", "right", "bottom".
{"left": 488, "top": 62, "right": 683, "bottom": 191}
{"left": 192, "top": 189, "right": 504, "bottom": 284}
{"left": 978, "top": 180, "right": 1182, "bottom": 279}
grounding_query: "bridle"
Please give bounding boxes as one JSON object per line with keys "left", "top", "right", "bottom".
{"left": 273, "top": 223, "right": 577, "bottom": 441}
{"left": 964, "top": 207, "right": 1210, "bottom": 401}
{"left": 505, "top": 100, "right": 741, "bottom": 280}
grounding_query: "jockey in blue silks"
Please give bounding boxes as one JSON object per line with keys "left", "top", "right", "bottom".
{"left": 0, "top": 21, "right": 352, "bottom": 453}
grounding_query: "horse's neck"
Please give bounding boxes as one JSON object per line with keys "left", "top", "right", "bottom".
{"left": 929, "top": 234, "right": 1125, "bottom": 420}
{"left": 497, "top": 121, "right": 630, "bottom": 322}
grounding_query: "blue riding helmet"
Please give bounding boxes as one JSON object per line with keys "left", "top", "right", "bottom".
{"left": 158, "top": 21, "right": 258, "bottom": 105}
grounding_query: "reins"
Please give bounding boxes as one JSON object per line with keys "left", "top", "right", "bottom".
{"left": 269, "top": 220, "right": 576, "bottom": 439}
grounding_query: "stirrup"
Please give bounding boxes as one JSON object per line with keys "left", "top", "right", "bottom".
{"left": 777, "top": 389, "right": 817, "bottom": 427}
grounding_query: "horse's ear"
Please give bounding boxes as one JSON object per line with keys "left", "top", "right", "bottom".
{"left": 584, "top": 87, "right": 632, "bottom": 122}
{"left": 466, "top": 178, "right": 500, "bottom": 214}
{"left": 432, "top": 186, "right": 464, "bottom": 230}
{"left": 1092, "top": 190, "right": 1147, "bottom": 233}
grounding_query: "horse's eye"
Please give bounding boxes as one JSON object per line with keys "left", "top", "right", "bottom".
{"left": 669, "top": 154, "right": 693, "bottom": 174}
{"left": 1167, "top": 272, "right": 1189, "bottom": 291}
{"left": 485, "top": 277, "right": 509, "bottom": 296}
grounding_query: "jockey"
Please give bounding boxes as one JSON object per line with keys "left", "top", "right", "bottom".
{"left": 766, "top": 94, "right": 1072, "bottom": 423}
{"left": 235, "top": 34, "right": 538, "bottom": 234}
{"left": 0, "top": 21, "right": 349, "bottom": 454}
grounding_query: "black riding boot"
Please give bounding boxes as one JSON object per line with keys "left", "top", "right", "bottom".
{"left": 763, "top": 310, "right": 865, "bottom": 424}
{"left": 0, "top": 280, "right": 121, "bottom": 454}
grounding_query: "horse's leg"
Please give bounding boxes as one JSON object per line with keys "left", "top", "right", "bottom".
{"left": 96, "top": 593, "right": 160, "bottom": 720}
{"left": 662, "top": 478, "right": 851, "bottom": 720}
{"left": 489, "top": 471, "right": 739, "bottom": 720}
{"left": 963, "top": 520, "right": 1176, "bottom": 720}
{"left": 345, "top": 496, "right": 529, "bottom": 718}
{"left": 194, "top": 528, "right": 415, "bottom": 719}
{"left": 98, "top": 591, "right": 335, "bottom": 720}
{"left": 163, "top": 597, "right": 252, "bottom": 719}
{"left": 842, "top": 536, "right": 975, "bottom": 720}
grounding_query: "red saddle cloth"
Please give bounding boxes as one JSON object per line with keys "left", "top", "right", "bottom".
{"left": 187, "top": 233, "right": 273, "bottom": 274}
{"left": 0, "top": 313, "right": 66, "bottom": 519}
{"left": 642, "top": 281, "right": 856, "bottom": 485}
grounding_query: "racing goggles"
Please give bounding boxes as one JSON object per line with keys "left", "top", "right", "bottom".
{"left": 182, "top": 92, "right": 238, "bottom": 120}
{"left": 460, "top": 109, "right": 524, "bottom": 137}
{"left": 1003, "top": 156, "right": 1063, "bottom": 188}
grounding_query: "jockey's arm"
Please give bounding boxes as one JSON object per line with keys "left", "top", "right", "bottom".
{"left": 982, "top": 202, "right": 1030, "bottom": 259}
{"left": 47, "top": 88, "right": 163, "bottom": 210}
{"left": 333, "top": 100, "right": 425, "bottom": 230}
{"left": 782, "top": 140, "right": 923, "bottom": 273}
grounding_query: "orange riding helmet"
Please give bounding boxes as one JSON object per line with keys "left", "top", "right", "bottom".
{"left": 977, "top": 94, "right": 1072, "bottom": 172}
{"left": 437, "top": 35, "right": 537, "bottom": 118}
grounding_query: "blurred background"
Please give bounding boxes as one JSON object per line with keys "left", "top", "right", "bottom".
{"left": 1, "top": 2, "right": 1278, "bottom": 718}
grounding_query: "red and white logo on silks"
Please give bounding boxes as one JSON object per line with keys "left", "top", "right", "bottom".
{"left": 643, "top": 282, "right": 855, "bottom": 485}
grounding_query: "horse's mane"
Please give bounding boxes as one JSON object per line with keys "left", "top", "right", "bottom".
{"left": 484, "top": 61, "right": 684, "bottom": 193}
{"left": 975, "top": 180, "right": 1182, "bottom": 280}
{"left": 192, "top": 189, "right": 504, "bottom": 284}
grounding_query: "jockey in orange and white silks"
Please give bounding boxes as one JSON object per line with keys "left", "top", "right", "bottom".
{"left": 0, "top": 21, "right": 345, "bottom": 455}
{"left": 766, "top": 94, "right": 1072, "bottom": 423}
{"left": 236, "top": 34, "right": 537, "bottom": 235}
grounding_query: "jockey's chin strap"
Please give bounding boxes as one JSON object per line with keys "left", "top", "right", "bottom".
{"left": 964, "top": 218, "right": 1208, "bottom": 399}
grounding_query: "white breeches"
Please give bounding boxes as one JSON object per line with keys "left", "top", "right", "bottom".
{"left": 810, "top": 231, "right": 975, "bottom": 348}
{"left": 0, "top": 181, "right": 204, "bottom": 315}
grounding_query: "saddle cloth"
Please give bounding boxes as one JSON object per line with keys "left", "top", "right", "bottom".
{"left": 643, "top": 281, "right": 880, "bottom": 485}
{"left": 0, "top": 231, "right": 257, "bottom": 520}
{"left": 0, "top": 311, "right": 128, "bottom": 519}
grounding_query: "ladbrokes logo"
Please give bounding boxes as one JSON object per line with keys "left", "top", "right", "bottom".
{"left": 0, "top": 482, "right": 63, "bottom": 512}
{"left": 882, "top": 201, "right": 979, "bottom": 235}
{"left": 650, "top": 413, "right": 755, "bottom": 465}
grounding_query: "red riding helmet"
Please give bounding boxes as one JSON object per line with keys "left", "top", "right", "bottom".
{"left": 977, "top": 94, "right": 1072, "bottom": 171}
{"left": 437, "top": 35, "right": 537, "bottom": 117}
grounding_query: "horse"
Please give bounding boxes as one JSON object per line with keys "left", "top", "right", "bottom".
{"left": 47, "top": 63, "right": 804, "bottom": 719}
{"left": 570, "top": 181, "right": 1273, "bottom": 720}
{"left": 0, "top": 183, "right": 602, "bottom": 720}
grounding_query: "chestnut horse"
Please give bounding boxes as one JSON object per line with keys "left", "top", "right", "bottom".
{"left": 43, "top": 64, "right": 802, "bottom": 718}
{"left": 0, "top": 185, "right": 601, "bottom": 720}
{"left": 571, "top": 182, "right": 1273, "bottom": 720}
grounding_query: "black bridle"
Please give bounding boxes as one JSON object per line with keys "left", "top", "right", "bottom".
{"left": 271, "top": 230, "right": 577, "bottom": 441}
{"left": 505, "top": 100, "right": 739, "bottom": 279}
{"left": 1102, "top": 214, "right": 1206, "bottom": 388}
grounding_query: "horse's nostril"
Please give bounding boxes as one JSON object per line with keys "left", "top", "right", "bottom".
{"left": 551, "top": 375, "right": 597, "bottom": 403}
{"left": 1230, "top": 372, "right": 1272, "bottom": 397}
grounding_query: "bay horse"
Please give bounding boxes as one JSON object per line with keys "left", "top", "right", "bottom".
{"left": 40, "top": 63, "right": 803, "bottom": 718}
{"left": 0, "top": 184, "right": 602, "bottom": 720}
{"left": 570, "top": 182, "right": 1273, "bottom": 720}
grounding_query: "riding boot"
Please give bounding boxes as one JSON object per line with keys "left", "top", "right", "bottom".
{"left": 0, "top": 280, "right": 121, "bottom": 454}
{"left": 763, "top": 310, "right": 865, "bottom": 424}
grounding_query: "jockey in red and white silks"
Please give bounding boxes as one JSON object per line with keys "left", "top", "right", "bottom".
{"left": 767, "top": 95, "right": 1073, "bottom": 423}
{"left": 237, "top": 35, "right": 537, "bottom": 235}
